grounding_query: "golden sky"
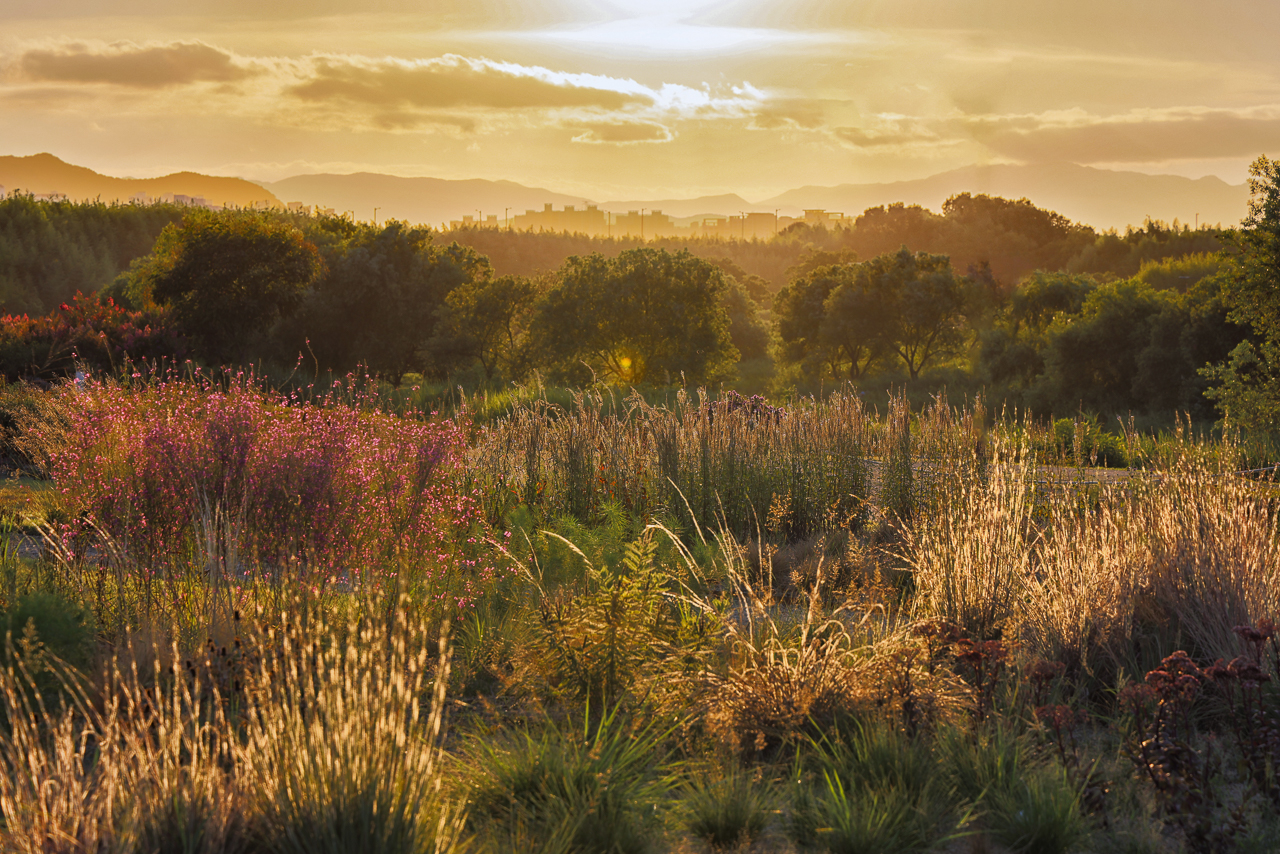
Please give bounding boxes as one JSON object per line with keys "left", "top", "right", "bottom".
{"left": 2, "top": 0, "right": 1278, "bottom": 198}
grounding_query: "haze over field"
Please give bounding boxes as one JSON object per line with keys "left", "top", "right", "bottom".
{"left": 1, "top": 0, "right": 1278, "bottom": 218}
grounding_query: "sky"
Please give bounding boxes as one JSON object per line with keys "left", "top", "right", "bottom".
{"left": 2, "top": 0, "right": 1279, "bottom": 199}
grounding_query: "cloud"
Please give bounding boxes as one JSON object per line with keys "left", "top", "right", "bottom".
{"left": 18, "top": 41, "right": 254, "bottom": 88}
{"left": 571, "top": 121, "right": 673, "bottom": 144}
{"left": 751, "top": 99, "right": 825, "bottom": 130}
{"left": 289, "top": 54, "right": 649, "bottom": 111}
{"left": 970, "top": 108, "right": 1280, "bottom": 163}
{"left": 281, "top": 54, "right": 776, "bottom": 133}
{"left": 835, "top": 116, "right": 940, "bottom": 149}
{"left": 2, "top": 40, "right": 786, "bottom": 140}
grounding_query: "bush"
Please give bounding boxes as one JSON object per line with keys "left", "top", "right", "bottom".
{"left": 464, "top": 708, "right": 670, "bottom": 854}
{"left": 2, "top": 592, "right": 95, "bottom": 698}
{"left": 38, "top": 371, "right": 494, "bottom": 605}
{"left": 681, "top": 765, "right": 773, "bottom": 848}
{"left": 1051, "top": 417, "right": 1128, "bottom": 468}
{"left": 0, "top": 293, "right": 186, "bottom": 382}
{"left": 789, "top": 723, "right": 948, "bottom": 853}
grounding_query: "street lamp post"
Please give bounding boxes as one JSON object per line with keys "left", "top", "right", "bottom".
{"left": 505, "top": 207, "right": 511, "bottom": 229}
{"left": 774, "top": 208, "right": 780, "bottom": 236}
{"left": 373, "top": 207, "right": 379, "bottom": 226}
{"left": 640, "top": 208, "right": 646, "bottom": 240}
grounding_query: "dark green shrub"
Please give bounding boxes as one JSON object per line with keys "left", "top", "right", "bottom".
{"left": 464, "top": 709, "right": 670, "bottom": 854}
{"left": 681, "top": 765, "right": 773, "bottom": 848}
{"left": 3, "top": 591, "right": 94, "bottom": 673}
{"left": 1052, "top": 417, "right": 1128, "bottom": 468}
{"left": 789, "top": 722, "right": 948, "bottom": 853}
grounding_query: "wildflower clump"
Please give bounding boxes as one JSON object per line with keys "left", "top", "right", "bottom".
{"left": 38, "top": 370, "right": 496, "bottom": 603}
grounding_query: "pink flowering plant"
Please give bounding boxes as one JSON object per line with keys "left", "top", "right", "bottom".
{"left": 40, "top": 368, "right": 497, "bottom": 609}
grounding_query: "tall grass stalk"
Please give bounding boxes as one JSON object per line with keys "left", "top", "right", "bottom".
{"left": 468, "top": 388, "right": 871, "bottom": 541}
{"left": 906, "top": 442, "right": 1034, "bottom": 641}
{"left": 0, "top": 599, "right": 463, "bottom": 854}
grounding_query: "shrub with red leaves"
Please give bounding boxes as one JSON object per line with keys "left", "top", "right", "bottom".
{"left": 0, "top": 293, "right": 187, "bottom": 382}
{"left": 1122, "top": 651, "right": 1249, "bottom": 852}
{"left": 1205, "top": 621, "right": 1280, "bottom": 807}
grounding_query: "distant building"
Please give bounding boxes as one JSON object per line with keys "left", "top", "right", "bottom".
{"left": 448, "top": 213, "right": 502, "bottom": 229}
{"left": 316, "top": 207, "right": 335, "bottom": 216}
{"left": 130, "top": 191, "right": 152, "bottom": 205}
{"left": 803, "top": 209, "right": 848, "bottom": 228}
{"left": 509, "top": 203, "right": 608, "bottom": 235}
{"left": 286, "top": 201, "right": 311, "bottom": 215}
{"left": 33, "top": 192, "right": 67, "bottom": 202}
{"left": 693, "top": 212, "right": 777, "bottom": 240}
{"left": 0, "top": 185, "right": 6, "bottom": 199}
{"left": 613, "top": 209, "right": 675, "bottom": 238}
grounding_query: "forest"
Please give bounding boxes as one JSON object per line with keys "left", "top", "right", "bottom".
{"left": 0, "top": 185, "right": 1248, "bottom": 429}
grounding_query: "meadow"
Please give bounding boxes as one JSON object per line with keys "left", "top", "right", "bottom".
{"left": 1, "top": 371, "right": 1278, "bottom": 854}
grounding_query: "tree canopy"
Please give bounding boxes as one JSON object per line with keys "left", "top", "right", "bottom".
{"left": 530, "top": 248, "right": 737, "bottom": 385}
{"left": 1204, "top": 155, "right": 1280, "bottom": 435}
{"left": 775, "top": 248, "right": 967, "bottom": 381}
{"left": 132, "top": 210, "right": 324, "bottom": 364}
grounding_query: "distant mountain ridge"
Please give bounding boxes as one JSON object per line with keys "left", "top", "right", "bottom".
{"left": 262, "top": 173, "right": 589, "bottom": 228}
{"left": 0, "top": 153, "right": 1251, "bottom": 233}
{"left": 760, "top": 163, "right": 1248, "bottom": 232}
{"left": 266, "top": 163, "right": 1248, "bottom": 232}
{"left": 0, "top": 153, "right": 280, "bottom": 209}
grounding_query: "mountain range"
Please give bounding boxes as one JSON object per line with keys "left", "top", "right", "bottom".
{"left": 760, "top": 163, "right": 1248, "bottom": 232}
{"left": 261, "top": 172, "right": 588, "bottom": 227}
{"left": 0, "top": 153, "right": 280, "bottom": 209}
{"left": 0, "top": 153, "right": 1250, "bottom": 233}
{"left": 252, "top": 163, "right": 1254, "bottom": 232}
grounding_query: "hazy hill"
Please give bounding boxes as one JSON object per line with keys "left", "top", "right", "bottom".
{"left": 265, "top": 162, "right": 1248, "bottom": 233}
{"left": 262, "top": 173, "right": 588, "bottom": 227}
{"left": 0, "top": 154, "right": 1250, "bottom": 233}
{"left": 762, "top": 163, "right": 1248, "bottom": 232}
{"left": 0, "top": 153, "right": 280, "bottom": 209}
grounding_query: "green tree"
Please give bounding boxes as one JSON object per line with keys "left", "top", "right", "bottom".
{"left": 819, "top": 264, "right": 892, "bottom": 379}
{"left": 773, "top": 264, "right": 845, "bottom": 379}
{"left": 139, "top": 210, "right": 323, "bottom": 364}
{"left": 874, "top": 248, "right": 968, "bottom": 379}
{"left": 721, "top": 277, "right": 771, "bottom": 362}
{"left": 1010, "top": 271, "right": 1097, "bottom": 334}
{"left": 1034, "top": 280, "right": 1172, "bottom": 415}
{"left": 978, "top": 271, "right": 1098, "bottom": 395}
{"left": 0, "top": 195, "right": 185, "bottom": 315}
{"left": 292, "top": 222, "right": 490, "bottom": 383}
{"left": 431, "top": 274, "right": 541, "bottom": 380}
{"left": 1204, "top": 155, "right": 1280, "bottom": 436}
{"left": 530, "top": 248, "right": 736, "bottom": 385}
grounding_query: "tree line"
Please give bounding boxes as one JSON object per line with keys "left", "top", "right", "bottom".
{"left": 95, "top": 210, "right": 762, "bottom": 387}
{"left": 0, "top": 189, "right": 1227, "bottom": 321}
{"left": 3, "top": 181, "right": 1276, "bottom": 430}
{"left": 0, "top": 194, "right": 186, "bottom": 316}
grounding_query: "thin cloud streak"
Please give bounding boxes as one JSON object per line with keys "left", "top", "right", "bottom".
{"left": 18, "top": 41, "right": 255, "bottom": 88}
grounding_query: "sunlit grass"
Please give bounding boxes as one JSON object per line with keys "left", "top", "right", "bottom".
{"left": 2, "top": 376, "right": 1279, "bottom": 852}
